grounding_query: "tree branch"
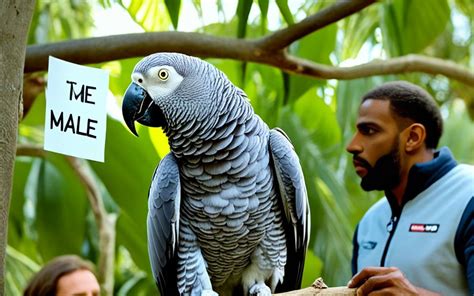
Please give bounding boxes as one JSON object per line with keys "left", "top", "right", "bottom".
{"left": 264, "top": 53, "right": 474, "bottom": 86}
{"left": 24, "top": 33, "right": 474, "bottom": 88}
{"left": 274, "top": 286, "right": 355, "bottom": 295}
{"left": 16, "top": 145, "right": 116, "bottom": 296}
{"left": 24, "top": 30, "right": 474, "bottom": 86}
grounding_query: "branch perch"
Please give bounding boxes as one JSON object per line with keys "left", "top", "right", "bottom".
{"left": 16, "top": 145, "right": 116, "bottom": 296}
{"left": 274, "top": 278, "right": 356, "bottom": 295}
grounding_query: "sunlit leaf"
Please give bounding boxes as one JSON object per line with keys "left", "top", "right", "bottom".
{"left": 380, "top": 0, "right": 450, "bottom": 56}
{"left": 120, "top": 0, "right": 172, "bottom": 31}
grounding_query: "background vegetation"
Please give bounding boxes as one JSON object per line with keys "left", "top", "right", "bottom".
{"left": 6, "top": 0, "right": 474, "bottom": 294}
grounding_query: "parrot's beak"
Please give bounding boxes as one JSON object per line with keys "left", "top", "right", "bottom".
{"left": 122, "top": 82, "right": 166, "bottom": 136}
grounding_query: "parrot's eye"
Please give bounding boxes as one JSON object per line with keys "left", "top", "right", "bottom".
{"left": 158, "top": 69, "right": 169, "bottom": 81}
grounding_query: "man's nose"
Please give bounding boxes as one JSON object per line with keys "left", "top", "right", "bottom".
{"left": 346, "top": 134, "right": 362, "bottom": 154}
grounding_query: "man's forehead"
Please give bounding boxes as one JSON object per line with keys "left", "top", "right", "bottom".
{"left": 357, "top": 99, "right": 396, "bottom": 125}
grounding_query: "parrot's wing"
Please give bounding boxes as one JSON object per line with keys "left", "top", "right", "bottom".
{"left": 269, "top": 128, "right": 310, "bottom": 291}
{"left": 147, "top": 153, "right": 181, "bottom": 295}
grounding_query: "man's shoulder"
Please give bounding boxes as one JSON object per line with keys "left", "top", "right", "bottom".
{"left": 456, "top": 163, "right": 474, "bottom": 175}
{"left": 442, "top": 163, "right": 474, "bottom": 191}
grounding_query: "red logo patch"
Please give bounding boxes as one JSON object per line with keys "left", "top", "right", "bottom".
{"left": 409, "top": 224, "right": 439, "bottom": 233}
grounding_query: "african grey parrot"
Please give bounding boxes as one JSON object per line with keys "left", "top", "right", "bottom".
{"left": 122, "top": 52, "right": 310, "bottom": 296}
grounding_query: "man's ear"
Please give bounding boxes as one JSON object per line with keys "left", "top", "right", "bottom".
{"left": 404, "top": 123, "right": 426, "bottom": 153}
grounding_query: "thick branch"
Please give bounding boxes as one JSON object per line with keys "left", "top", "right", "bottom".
{"left": 25, "top": 32, "right": 258, "bottom": 73}
{"left": 16, "top": 145, "right": 116, "bottom": 296}
{"left": 24, "top": 32, "right": 474, "bottom": 86}
{"left": 258, "top": 0, "right": 376, "bottom": 50}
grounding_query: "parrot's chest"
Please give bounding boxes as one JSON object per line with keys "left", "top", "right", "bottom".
{"left": 180, "top": 157, "right": 277, "bottom": 253}
{"left": 180, "top": 170, "right": 280, "bottom": 283}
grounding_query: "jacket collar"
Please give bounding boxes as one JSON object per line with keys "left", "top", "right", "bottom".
{"left": 385, "top": 147, "right": 457, "bottom": 215}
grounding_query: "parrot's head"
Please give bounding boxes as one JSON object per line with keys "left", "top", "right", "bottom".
{"left": 122, "top": 52, "right": 225, "bottom": 136}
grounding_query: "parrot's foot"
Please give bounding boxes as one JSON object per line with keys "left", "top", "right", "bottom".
{"left": 201, "top": 289, "right": 219, "bottom": 296}
{"left": 249, "top": 283, "right": 272, "bottom": 296}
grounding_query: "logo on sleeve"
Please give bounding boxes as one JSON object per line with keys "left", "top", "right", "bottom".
{"left": 409, "top": 224, "right": 439, "bottom": 233}
{"left": 361, "top": 241, "right": 377, "bottom": 250}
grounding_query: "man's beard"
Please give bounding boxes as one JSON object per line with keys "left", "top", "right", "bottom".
{"left": 357, "top": 139, "right": 402, "bottom": 191}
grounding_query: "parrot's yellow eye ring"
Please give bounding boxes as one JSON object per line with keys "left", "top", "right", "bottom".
{"left": 158, "top": 69, "right": 169, "bottom": 81}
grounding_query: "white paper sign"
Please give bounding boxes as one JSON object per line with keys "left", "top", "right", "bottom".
{"left": 44, "top": 56, "right": 109, "bottom": 162}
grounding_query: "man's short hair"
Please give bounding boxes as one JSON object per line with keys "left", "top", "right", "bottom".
{"left": 362, "top": 81, "right": 443, "bottom": 149}
{"left": 23, "top": 255, "right": 96, "bottom": 296}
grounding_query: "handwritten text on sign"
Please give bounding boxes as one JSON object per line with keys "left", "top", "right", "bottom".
{"left": 44, "top": 56, "right": 108, "bottom": 162}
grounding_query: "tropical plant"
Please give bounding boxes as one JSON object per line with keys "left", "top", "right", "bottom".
{"left": 4, "top": 0, "right": 473, "bottom": 295}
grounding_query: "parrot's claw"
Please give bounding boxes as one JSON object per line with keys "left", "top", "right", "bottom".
{"left": 249, "top": 283, "right": 272, "bottom": 296}
{"left": 201, "top": 289, "right": 219, "bottom": 296}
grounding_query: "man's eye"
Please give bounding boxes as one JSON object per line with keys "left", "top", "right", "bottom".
{"left": 360, "top": 126, "right": 376, "bottom": 135}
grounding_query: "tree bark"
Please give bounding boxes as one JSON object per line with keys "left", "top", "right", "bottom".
{"left": 0, "top": 0, "right": 35, "bottom": 293}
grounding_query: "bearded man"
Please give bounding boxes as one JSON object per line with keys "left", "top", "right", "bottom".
{"left": 345, "top": 81, "right": 473, "bottom": 296}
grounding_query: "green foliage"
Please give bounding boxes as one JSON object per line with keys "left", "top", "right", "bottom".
{"left": 275, "top": 0, "right": 294, "bottom": 25}
{"left": 340, "top": 5, "right": 379, "bottom": 60}
{"left": 380, "top": 0, "right": 450, "bottom": 56}
{"left": 288, "top": 24, "right": 337, "bottom": 104}
{"left": 28, "top": 0, "right": 94, "bottom": 44}
{"left": 34, "top": 156, "right": 88, "bottom": 260}
{"left": 119, "top": 0, "right": 172, "bottom": 31}
{"left": 236, "top": 0, "right": 253, "bottom": 38}
{"left": 10, "top": 0, "right": 474, "bottom": 294}
{"left": 6, "top": 246, "right": 39, "bottom": 296}
{"left": 165, "top": 0, "right": 181, "bottom": 29}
